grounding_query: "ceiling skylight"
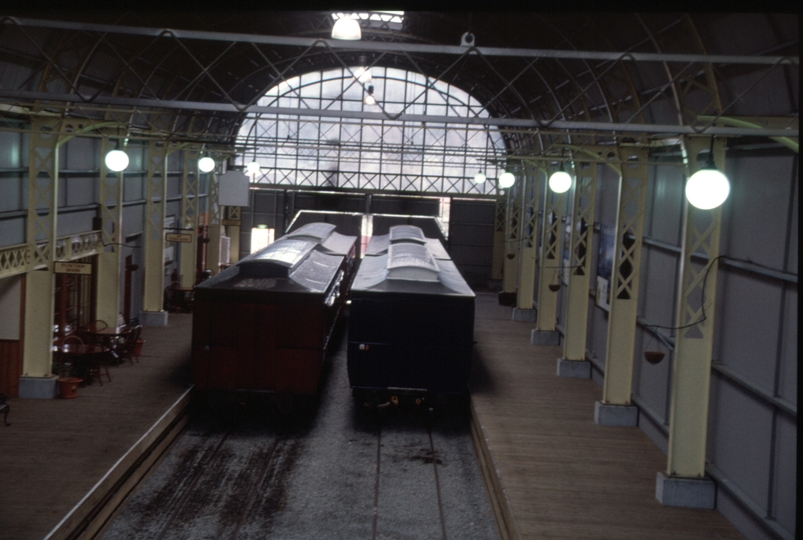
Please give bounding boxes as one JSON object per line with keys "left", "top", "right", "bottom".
{"left": 332, "top": 11, "right": 404, "bottom": 30}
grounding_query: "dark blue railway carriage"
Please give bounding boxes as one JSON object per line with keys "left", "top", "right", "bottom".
{"left": 347, "top": 226, "right": 475, "bottom": 407}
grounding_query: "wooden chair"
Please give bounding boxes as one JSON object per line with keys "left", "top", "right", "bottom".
{"left": 88, "top": 320, "right": 109, "bottom": 332}
{"left": 85, "top": 346, "right": 113, "bottom": 385}
{"left": 65, "top": 334, "right": 111, "bottom": 386}
{"left": 61, "top": 335, "right": 83, "bottom": 347}
{"left": 119, "top": 325, "right": 143, "bottom": 365}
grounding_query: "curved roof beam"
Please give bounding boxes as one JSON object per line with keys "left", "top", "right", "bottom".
{"left": 7, "top": 17, "right": 796, "bottom": 65}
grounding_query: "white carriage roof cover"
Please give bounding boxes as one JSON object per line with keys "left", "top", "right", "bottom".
{"left": 387, "top": 243, "right": 440, "bottom": 281}
{"left": 352, "top": 244, "right": 474, "bottom": 297}
{"left": 285, "top": 222, "right": 337, "bottom": 241}
{"left": 365, "top": 234, "right": 450, "bottom": 260}
{"left": 196, "top": 239, "right": 342, "bottom": 294}
{"left": 364, "top": 234, "right": 391, "bottom": 256}
{"left": 284, "top": 222, "right": 355, "bottom": 255}
{"left": 246, "top": 238, "right": 317, "bottom": 269}
{"left": 389, "top": 225, "right": 426, "bottom": 244}
{"left": 319, "top": 231, "right": 357, "bottom": 256}
{"left": 288, "top": 250, "right": 344, "bottom": 293}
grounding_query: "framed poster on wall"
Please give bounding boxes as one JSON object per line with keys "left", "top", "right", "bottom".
{"left": 562, "top": 215, "right": 572, "bottom": 284}
{"left": 596, "top": 223, "right": 615, "bottom": 309}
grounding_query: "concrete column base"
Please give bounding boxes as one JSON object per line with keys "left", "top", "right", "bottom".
{"left": 531, "top": 330, "right": 560, "bottom": 346}
{"left": 557, "top": 358, "right": 591, "bottom": 378}
{"left": 594, "top": 401, "right": 639, "bottom": 426}
{"left": 656, "top": 472, "right": 716, "bottom": 509}
{"left": 498, "top": 291, "right": 516, "bottom": 306}
{"left": 19, "top": 376, "right": 58, "bottom": 399}
{"left": 512, "top": 308, "right": 536, "bottom": 322}
{"left": 140, "top": 310, "right": 169, "bottom": 327}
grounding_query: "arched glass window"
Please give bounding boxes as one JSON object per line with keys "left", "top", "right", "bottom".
{"left": 236, "top": 66, "right": 506, "bottom": 196}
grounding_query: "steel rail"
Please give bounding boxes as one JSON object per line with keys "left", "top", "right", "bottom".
{"left": 371, "top": 420, "right": 382, "bottom": 540}
{"left": 427, "top": 422, "right": 448, "bottom": 540}
{"left": 4, "top": 17, "right": 798, "bottom": 66}
{"left": 0, "top": 89, "right": 797, "bottom": 137}
{"left": 153, "top": 429, "right": 233, "bottom": 540}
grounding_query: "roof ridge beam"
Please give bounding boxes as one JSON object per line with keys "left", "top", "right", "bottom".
{"left": 4, "top": 17, "right": 798, "bottom": 66}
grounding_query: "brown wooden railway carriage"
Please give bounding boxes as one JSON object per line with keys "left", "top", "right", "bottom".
{"left": 191, "top": 223, "right": 357, "bottom": 398}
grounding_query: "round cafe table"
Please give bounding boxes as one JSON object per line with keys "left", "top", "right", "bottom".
{"left": 56, "top": 343, "right": 110, "bottom": 384}
{"left": 87, "top": 326, "right": 132, "bottom": 364}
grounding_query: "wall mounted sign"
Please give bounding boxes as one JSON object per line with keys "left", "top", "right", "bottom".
{"left": 165, "top": 232, "right": 193, "bottom": 243}
{"left": 54, "top": 261, "right": 92, "bottom": 275}
{"left": 218, "top": 170, "right": 250, "bottom": 207}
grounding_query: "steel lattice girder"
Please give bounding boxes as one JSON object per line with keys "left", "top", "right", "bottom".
{"left": 0, "top": 16, "right": 797, "bottom": 139}
{"left": 5, "top": 17, "right": 796, "bottom": 65}
{"left": 0, "top": 89, "right": 796, "bottom": 138}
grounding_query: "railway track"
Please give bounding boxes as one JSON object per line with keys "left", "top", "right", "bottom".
{"left": 97, "top": 339, "right": 496, "bottom": 539}
{"left": 99, "top": 404, "right": 305, "bottom": 540}
{"left": 370, "top": 411, "right": 449, "bottom": 540}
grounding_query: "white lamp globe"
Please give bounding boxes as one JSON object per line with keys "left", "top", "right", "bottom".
{"left": 105, "top": 149, "right": 129, "bottom": 172}
{"left": 331, "top": 17, "right": 361, "bottom": 40}
{"left": 498, "top": 172, "right": 515, "bottom": 188}
{"left": 199, "top": 156, "right": 216, "bottom": 173}
{"left": 685, "top": 167, "right": 730, "bottom": 210}
{"left": 473, "top": 172, "right": 486, "bottom": 184}
{"left": 246, "top": 160, "right": 261, "bottom": 174}
{"left": 549, "top": 170, "right": 572, "bottom": 193}
{"left": 355, "top": 66, "right": 372, "bottom": 83}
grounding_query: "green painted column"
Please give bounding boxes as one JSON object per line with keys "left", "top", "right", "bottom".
{"left": 95, "top": 136, "right": 125, "bottom": 327}
{"left": 501, "top": 182, "right": 521, "bottom": 298}
{"left": 490, "top": 198, "right": 505, "bottom": 281}
{"left": 534, "top": 178, "right": 564, "bottom": 333}
{"left": 597, "top": 146, "right": 649, "bottom": 422}
{"left": 205, "top": 158, "right": 224, "bottom": 276}
{"left": 21, "top": 117, "right": 60, "bottom": 382}
{"left": 561, "top": 160, "right": 598, "bottom": 361}
{"left": 665, "top": 136, "right": 726, "bottom": 478}
{"left": 226, "top": 206, "right": 242, "bottom": 264}
{"left": 516, "top": 168, "right": 541, "bottom": 312}
{"left": 179, "top": 148, "right": 200, "bottom": 288}
{"left": 142, "top": 141, "right": 170, "bottom": 314}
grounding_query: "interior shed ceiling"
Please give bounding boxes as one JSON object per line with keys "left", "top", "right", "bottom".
{"left": 0, "top": 11, "right": 798, "bottom": 160}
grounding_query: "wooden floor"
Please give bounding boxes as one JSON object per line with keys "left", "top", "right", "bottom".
{"left": 0, "top": 298, "right": 746, "bottom": 540}
{"left": 469, "top": 292, "right": 744, "bottom": 540}
{"left": 0, "top": 315, "right": 194, "bottom": 540}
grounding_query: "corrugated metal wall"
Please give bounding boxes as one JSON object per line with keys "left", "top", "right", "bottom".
{"left": 548, "top": 148, "right": 798, "bottom": 539}
{"left": 448, "top": 199, "right": 496, "bottom": 288}
{"left": 0, "top": 133, "right": 206, "bottom": 323}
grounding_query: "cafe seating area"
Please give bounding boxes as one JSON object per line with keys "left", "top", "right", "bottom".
{"left": 163, "top": 282, "right": 195, "bottom": 313}
{"left": 0, "top": 314, "right": 194, "bottom": 540}
{"left": 52, "top": 319, "right": 146, "bottom": 393}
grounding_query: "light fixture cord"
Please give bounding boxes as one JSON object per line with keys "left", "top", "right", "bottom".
{"left": 706, "top": 136, "right": 716, "bottom": 168}
{"left": 646, "top": 253, "right": 778, "bottom": 336}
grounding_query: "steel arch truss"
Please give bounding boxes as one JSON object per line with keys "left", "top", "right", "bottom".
{"left": 0, "top": 15, "right": 797, "bottom": 198}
